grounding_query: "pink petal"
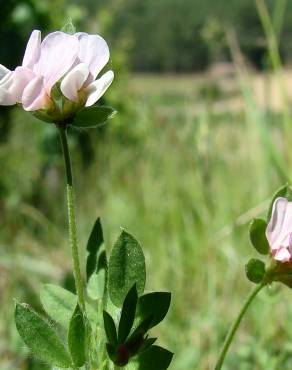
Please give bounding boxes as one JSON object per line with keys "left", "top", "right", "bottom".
{"left": 22, "top": 30, "right": 41, "bottom": 69}
{"left": 22, "top": 75, "right": 48, "bottom": 111}
{"left": 274, "top": 247, "right": 291, "bottom": 262}
{"left": 266, "top": 197, "right": 292, "bottom": 251}
{"left": 34, "top": 31, "right": 79, "bottom": 94}
{"left": 0, "top": 72, "right": 15, "bottom": 105}
{"left": 76, "top": 33, "right": 110, "bottom": 83}
{"left": 85, "top": 70, "right": 114, "bottom": 107}
{"left": 0, "top": 64, "right": 10, "bottom": 79}
{"left": 0, "top": 67, "right": 35, "bottom": 106}
{"left": 60, "top": 63, "right": 89, "bottom": 102}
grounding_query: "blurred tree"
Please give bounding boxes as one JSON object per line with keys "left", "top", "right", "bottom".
{"left": 93, "top": 0, "right": 292, "bottom": 72}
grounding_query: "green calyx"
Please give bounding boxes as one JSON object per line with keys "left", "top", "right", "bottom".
{"left": 246, "top": 257, "right": 292, "bottom": 289}
{"left": 32, "top": 83, "right": 86, "bottom": 125}
{"left": 264, "top": 260, "right": 292, "bottom": 288}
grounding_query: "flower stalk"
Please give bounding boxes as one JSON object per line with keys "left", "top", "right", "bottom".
{"left": 58, "top": 124, "right": 85, "bottom": 310}
{"left": 214, "top": 282, "right": 265, "bottom": 370}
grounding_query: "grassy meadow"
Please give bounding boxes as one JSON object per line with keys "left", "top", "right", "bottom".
{"left": 2, "top": 64, "right": 292, "bottom": 370}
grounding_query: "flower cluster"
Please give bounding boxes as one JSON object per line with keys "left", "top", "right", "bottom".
{"left": 266, "top": 197, "right": 292, "bottom": 263}
{"left": 0, "top": 30, "right": 114, "bottom": 122}
{"left": 247, "top": 190, "right": 292, "bottom": 288}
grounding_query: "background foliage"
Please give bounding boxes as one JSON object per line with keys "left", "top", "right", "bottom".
{"left": 1, "top": 0, "right": 292, "bottom": 369}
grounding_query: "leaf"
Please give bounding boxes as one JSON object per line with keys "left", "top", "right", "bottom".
{"left": 138, "top": 346, "right": 173, "bottom": 370}
{"left": 68, "top": 304, "right": 86, "bottom": 367}
{"left": 118, "top": 284, "right": 138, "bottom": 343}
{"left": 15, "top": 303, "right": 72, "bottom": 368}
{"left": 139, "top": 338, "right": 157, "bottom": 354}
{"left": 106, "top": 343, "right": 116, "bottom": 362}
{"left": 103, "top": 311, "right": 118, "bottom": 346}
{"left": 85, "top": 302, "right": 99, "bottom": 326}
{"left": 72, "top": 106, "right": 117, "bottom": 128}
{"left": 31, "top": 110, "right": 53, "bottom": 123}
{"left": 126, "top": 316, "right": 154, "bottom": 356}
{"left": 267, "top": 184, "right": 292, "bottom": 221}
{"left": 61, "top": 18, "right": 76, "bottom": 34}
{"left": 87, "top": 269, "right": 106, "bottom": 300}
{"left": 245, "top": 258, "right": 266, "bottom": 284}
{"left": 86, "top": 217, "right": 104, "bottom": 280}
{"left": 129, "top": 345, "right": 173, "bottom": 370}
{"left": 50, "top": 82, "right": 64, "bottom": 112}
{"left": 108, "top": 230, "right": 146, "bottom": 307}
{"left": 97, "top": 249, "right": 108, "bottom": 271}
{"left": 136, "top": 292, "right": 171, "bottom": 329}
{"left": 249, "top": 218, "right": 269, "bottom": 255}
{"left": 131, "top": 316, "right": 154, "bottom": 338}
{"left": 40, "top": 284, "right": 77, "bottom": 329}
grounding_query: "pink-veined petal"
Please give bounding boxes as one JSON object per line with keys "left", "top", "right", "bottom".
{"left": 0, "top": 67, "right": 35, "bottom": 106}
{"left": 85, "top": 70, "right": 114, "bottom": 107}
{"left": 22, "top": 75, "right": 49, "bottom": 111}
{"left": 273, "top": 247, "right": 291, "bottom": 262}
{"left": 60, "top": 63, "right": 89, "bottom": 102}
{"left": 22, "top": 30, "right": 41, "bottom": 69}
{"left": 76, "top": 32, "right": 110, "bottom": 83}
{"left": 0, "top": 64, "right": 10, "bottom": 80}
{"left": 34, "top": 31, "right": 79, "bottom": 94}
{"left": 266, "top": 197, "right": 292, "bottom": 251}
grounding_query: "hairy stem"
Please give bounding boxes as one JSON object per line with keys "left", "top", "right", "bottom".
{"left": 58, "top": 124, "right": 85, "bottom": 310}
{"left": 214, "top": 283, "right": 265, "bottom": 370}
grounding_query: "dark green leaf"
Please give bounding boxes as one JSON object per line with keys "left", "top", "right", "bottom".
{"left": 249, "top": 218, "right": 269, "bottom": 255}
{"left": 130, "top": 316, "right": 154, "bottom": 339}
{"left": 108, "top": 230, "right": 146, "bottom": 307}
{"left": 68, "top": 304, "right": 86, "bottom": 367}
{"left": 137, "top": 345, "right": 173, "bottom": 370}
{"left": 86, "top": 217, "right": 104, "bottom": 280}
{"left": 103, "top": 311, "right": 118, "bottom": 346}
{"left": 40, "top": 284, "right": 77, "bottom": 329}
{"left": 72, "top": 106, "right": 116, "bottom": 128}
{"left": 106, "top": 343, "right": 116, "bottom": 362}
{"left": 118, "top": 284, "right": 138, "bottom": 343}
{"left": 15, "top": 303, "right": 72, "bottom": 368}
{"left": 267, "top": 184, "right": 292, "bottom": 221}
{"left": 126, "top": 316, "right": 154, "bottom": 356}
{"left": 97, "top": 249, "right": 108, "bottom": 271}
{"left": 245, "top": 258, "right": 266, "bottom": 284}
{"left": 136, "top": 292, "right": 171, "bottom": 329}
{"left": 139, "top": 338, "right": 157, "bottom": 354}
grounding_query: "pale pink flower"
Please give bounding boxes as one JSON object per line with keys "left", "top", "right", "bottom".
{"left": 60, "top": 32, "right": 114, "bottom": 107}
{"left": 0, "top": 30, "right": 114, "bottom": 116}
{"left": 266, "top": 197, "right": 292, "bottom": 263}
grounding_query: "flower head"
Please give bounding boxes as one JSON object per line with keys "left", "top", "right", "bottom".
{"left": 266, "top": 197, "right": 292, "bottom": 263}
{"left": 0, "top": 30, "right": 114, "bottom": 122}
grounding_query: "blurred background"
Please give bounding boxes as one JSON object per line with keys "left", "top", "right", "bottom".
{"left": 1, "top": 0, "right": 292, "bottom": 369}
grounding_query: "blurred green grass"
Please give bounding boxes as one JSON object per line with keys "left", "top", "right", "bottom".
{"left": 3, "top": 0, "right": 292, "bottom": 369}
{"left": 2, "top": 64, "right": 292, "bottom": 369}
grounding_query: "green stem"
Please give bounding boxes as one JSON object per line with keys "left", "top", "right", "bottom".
{"left": 58, "top": 124, "right": 85, "bottom": 310}
{"left": 214, "top": 283, "right": 265, "bottom": 370}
